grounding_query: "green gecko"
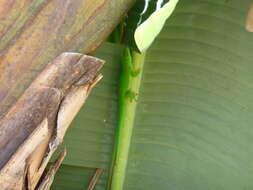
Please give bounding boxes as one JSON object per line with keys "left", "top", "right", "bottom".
{"left": 111, "top": 46, "right": 138, "bottom": 172}
{"left": 119, "top": 47, "right": 140, "bottom": 103}
{"left": 109, "top": 46, "right": 146, "bottom": 190}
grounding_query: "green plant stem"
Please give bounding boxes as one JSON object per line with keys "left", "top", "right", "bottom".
{"left": 110, "top": 48, "right": 146, "bottom": 190}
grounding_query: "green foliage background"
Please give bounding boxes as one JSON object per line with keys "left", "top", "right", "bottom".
{"left": 52, "top": 0, "right": 253, "bottom": 189}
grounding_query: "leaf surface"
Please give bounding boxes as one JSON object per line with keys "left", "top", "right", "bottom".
{"left": 123, "top": 0, "right": 253, "bottom": 189}
{"left": 55, "top": 0, "right": 253, "bottom": 189}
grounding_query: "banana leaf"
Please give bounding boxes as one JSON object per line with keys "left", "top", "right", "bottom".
{"left": 54, "top": 0, "right": 253, "bottom": 189}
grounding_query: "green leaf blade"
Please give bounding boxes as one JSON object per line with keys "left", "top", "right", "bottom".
{"left": 123, "top": 0, "right": 253, "bottom": 190}
{"left": 134, "top": 0, "right": 179, "bottom": 52}
{"left": 54, "top": 1, "right": 253, "bottom": 190}
{"left": 124, "top": 0, "right": 179, "bottom": 52}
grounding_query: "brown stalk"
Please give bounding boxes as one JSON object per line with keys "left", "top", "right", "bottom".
{"left": 87, "top": 168, "right": 105, "bottom": 190}
{"left": 0, "top": 1, "right": 136, "bottom": 189}
{"left": 0, "top": 53, "right": 104, "bottom": 189}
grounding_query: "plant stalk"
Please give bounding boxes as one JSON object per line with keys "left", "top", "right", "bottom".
{"left": 110, "top": 48, "right": 146, "bottom": 190}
